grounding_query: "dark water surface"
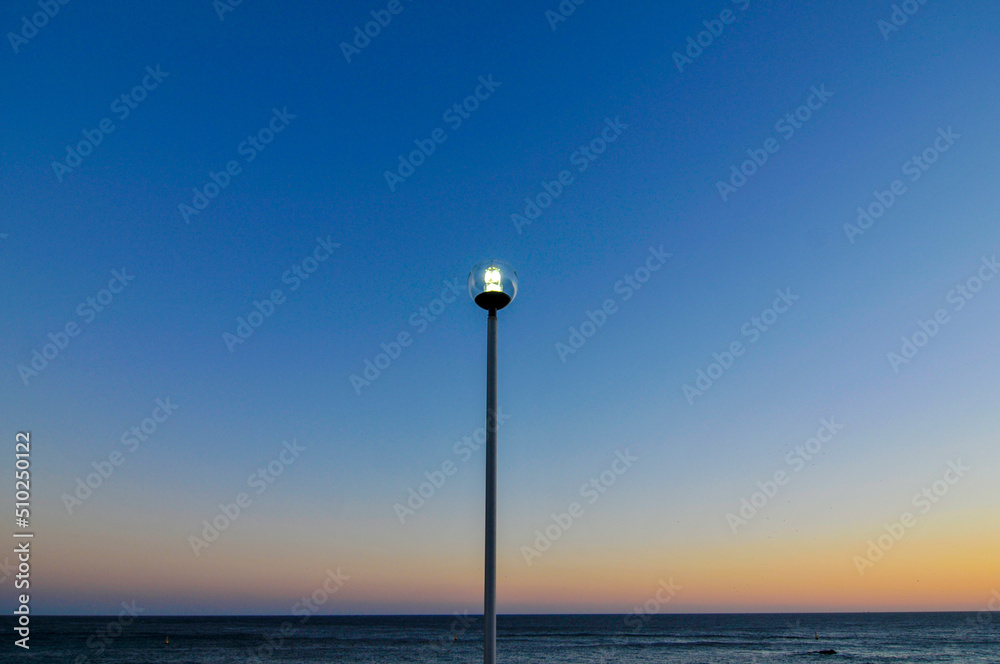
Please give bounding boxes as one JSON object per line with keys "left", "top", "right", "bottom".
{"left": 2, "top": 612, "right": 997, "bottom": 663}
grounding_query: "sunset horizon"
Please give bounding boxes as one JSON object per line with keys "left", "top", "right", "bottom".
{"left": 3, "top": 0, "right": 999, "bottom": 660}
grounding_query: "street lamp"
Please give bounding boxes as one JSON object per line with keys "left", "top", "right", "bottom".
{"left": 468, "top": 259, "right": 517, "bottom": 664}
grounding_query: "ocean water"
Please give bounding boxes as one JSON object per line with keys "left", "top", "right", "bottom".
{"left": 2, "top": 613, "right": 996, "bottom": 663}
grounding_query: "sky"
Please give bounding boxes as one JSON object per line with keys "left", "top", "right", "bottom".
{"left": 2, "top": 0, "right": 999, "bottom": 615}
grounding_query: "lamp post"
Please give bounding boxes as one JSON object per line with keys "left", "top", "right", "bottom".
{"left": 468, "top": 259, "right": 517, "bottom": 664}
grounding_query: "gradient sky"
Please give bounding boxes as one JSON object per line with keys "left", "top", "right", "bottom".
{"left": 2, "top": 0, "right": 999, "bottom": 615}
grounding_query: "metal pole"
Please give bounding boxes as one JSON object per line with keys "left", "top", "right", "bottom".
{"left": 484, "top": 308, "right": 497, "bottom": 664}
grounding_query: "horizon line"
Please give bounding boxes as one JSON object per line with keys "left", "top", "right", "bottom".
{"left": 15, "top": 609, "right": 993, "bottom": 618}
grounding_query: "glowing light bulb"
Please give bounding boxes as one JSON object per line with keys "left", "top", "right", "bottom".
{"left": 469, "top": 259, "right": 517, "bottom": 310}
{"left": 484, "top": 266, "right": 503, "bottom": 292}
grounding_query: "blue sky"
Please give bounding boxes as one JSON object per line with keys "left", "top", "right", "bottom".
{"left": 2, "top": 0, "right": 999, "bottom": 614}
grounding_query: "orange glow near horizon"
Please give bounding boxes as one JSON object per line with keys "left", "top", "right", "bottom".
{"left": 30, "top": 483, "right": 999, "bottom": 615}
{"left": 36, "top": 514, "right": 1000, "bottom": 614}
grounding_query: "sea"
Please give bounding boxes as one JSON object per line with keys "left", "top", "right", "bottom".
{"left": 1, "top": 613, "right": 996, "bottom": 663}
